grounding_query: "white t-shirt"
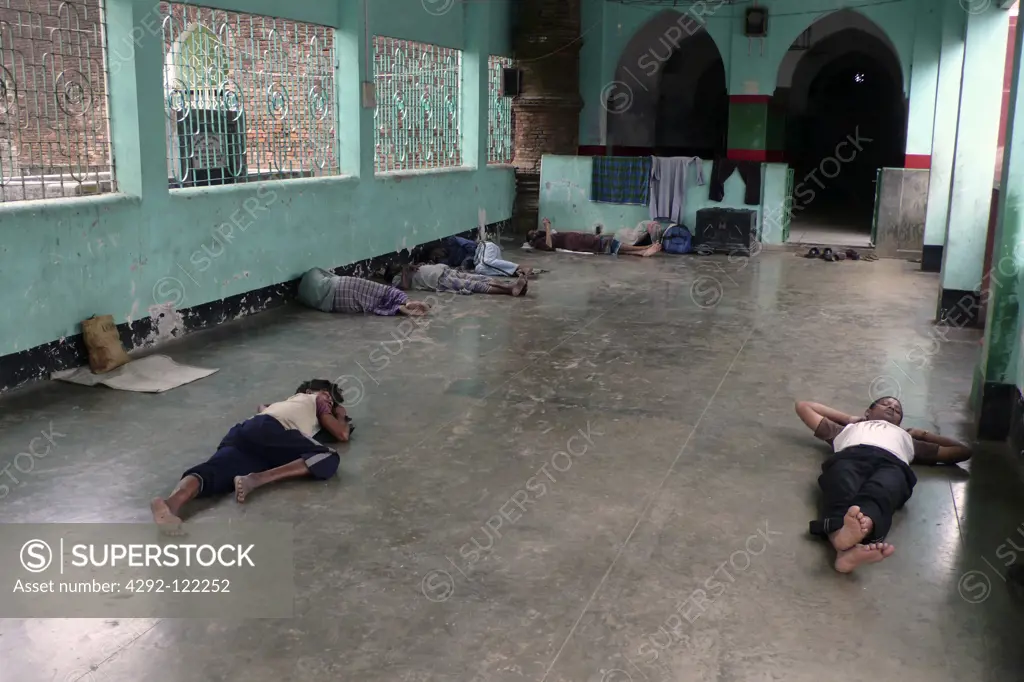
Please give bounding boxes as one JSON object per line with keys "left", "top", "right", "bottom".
{"left": 261, "top": 393, "right": 321, "bottom": 438}
{"left": 815, "top": 418, "right": 939, "bottom": 466}
{"left": 833, "top": 421, "right": 915, "bottom": 464}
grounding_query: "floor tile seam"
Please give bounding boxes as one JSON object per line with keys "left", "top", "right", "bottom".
{"left": 536, "top": 326, "right": 757, "bottom": 682}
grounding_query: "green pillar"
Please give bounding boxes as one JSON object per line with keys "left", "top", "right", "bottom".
{"left": 923, "top": 0, "right": 967, "bottom": 272}
{"left": 461, "top": 0, "right": 489, "bottom": 169}
{"left": 726, "top": 96, "right": 769, "bottom": 162}
{"left": 975, "top": 11, "right": 1024, "bottom": 441}
{"left": 938, "top": 4, "right": 1010, "bottom": 325}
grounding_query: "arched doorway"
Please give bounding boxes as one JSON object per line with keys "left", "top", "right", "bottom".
{"left": 776, "top": 10, "right": 906, "bottom": 245}
{"left": 654, "top": 31, "right": 727, "bottom": 157}
{"left": 608, "top": 11, "right": 727, "bottom": 157}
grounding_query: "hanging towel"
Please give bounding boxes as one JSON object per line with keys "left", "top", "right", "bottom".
{"left": 591, "top": 156, "right": 652, "bottom": 205}
{"left": 649, "top": 156, "right": 705, "bottom": 223}
{"left": 709, "top": 158, "right": 762, "bottom": 205}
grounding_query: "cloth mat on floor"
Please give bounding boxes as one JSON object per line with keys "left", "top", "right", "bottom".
{"left": 53, "top": 354, "right": 218, "bottom": 393}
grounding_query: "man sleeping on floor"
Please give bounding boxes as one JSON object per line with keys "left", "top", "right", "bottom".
{"left": 298, "top": 267, "right": 432, "bottom": 317}
{"left": 528, "top": 218, "right": 661, "bottom": 257}
{"left": 794, "top": 396, "right": 971, "bottom": 573}
{"left": 151, "top": 380, "right": 353, "bottom": 532}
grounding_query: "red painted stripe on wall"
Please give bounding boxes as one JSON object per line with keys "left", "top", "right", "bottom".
{"left": 904, "top": 154, "right": 931, "bottom": 169}
{"left": 729, "top": 95, "right": 772, "bottom": 104}
{"left": 727, "top": 148, "right": 768, "bottom": 161}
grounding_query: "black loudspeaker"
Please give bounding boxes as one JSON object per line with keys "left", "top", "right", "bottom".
{"left": 501, "top": 67, "right": 521, "bottom": 97}
{"left": 745, "top": 8, "right": 768, "bottom": 37}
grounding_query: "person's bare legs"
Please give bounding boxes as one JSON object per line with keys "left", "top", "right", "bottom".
{"left": 824, "top": 504, "right": 889, "bottom": 572}
{"left": 481, "top": 283, "right": 515, "bottom": 295}
{"left": 151, "top": 474, "right": 201, "bottom": 533}
{"left": 234, "top": 458, "right": 311, "bottom": 503}
{"left": 828, "top": 505, "right": 873, "bottom": 551}
{"left": 399, "top": 301, "right": 431, "bottom": 316}
{"left": 480, "top": 273, "right": 528, "bottom": 296}
{"left": 834, "top": 542, "right": 895, "bottom": 573}
{"left": 619, "top": 243, "right": 662, "bottom": 257}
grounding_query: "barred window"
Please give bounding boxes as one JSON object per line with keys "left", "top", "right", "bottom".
{"left": 0, "top": 0, "right": 115, "bottom": 203}
{"left": 487, "top": 55, "right": 512, "bottom": 165}
{"left": 160, "top": 3, "right": 338, "bottom": 188}
{"left": 373, "top": 36, "right": 461, "bottom": 173}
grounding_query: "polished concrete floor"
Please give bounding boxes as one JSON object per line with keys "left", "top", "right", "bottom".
{"left": 3, "top": 251, "right": 1024, "bottom": 682}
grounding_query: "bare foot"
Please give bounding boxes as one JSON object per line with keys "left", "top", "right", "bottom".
{"left": 830, "top": 505, "right": 871, "bottom": 551}
{"left": 512, "top": 275, "right": 528, "bottom": 297}
{"left": 642, "top": 243, "right": 662, "bottom": 257}
{"left": 834, "top": 542, "right": 895, "bottom": 573}
{"left": 234, "top": 475, "right": 256, "bottom": 503}
{"left": 150, "top": 498, "right": 183, "bottom": 535}
{"left": 400, "top": 304, "right": 427, "bottom": 316}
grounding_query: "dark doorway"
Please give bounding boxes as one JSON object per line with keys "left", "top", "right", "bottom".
{"left": 788, "top": 51, "right": 905, "bottom": 235}
{"left": 654, "top": 31, "right": 727, "bottom": 158}
{"left": 779, "top": 14, "right": 906, "bottom": 246}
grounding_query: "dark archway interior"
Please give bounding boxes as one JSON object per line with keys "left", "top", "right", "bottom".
{"left": 785, "top": 33, "right": 906, "bottom": 235}
{"left": 654, "top": 32, "right": 727, "bottom": 158}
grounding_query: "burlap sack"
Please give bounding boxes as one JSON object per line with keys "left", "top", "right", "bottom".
{"left": 81, "top": 315, "right": 130, "bottom": 374}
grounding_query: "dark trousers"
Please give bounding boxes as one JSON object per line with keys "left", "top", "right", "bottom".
{"left": 809, "top": 446, "right": 917, "bottom": 543}
{"left": 709, "top": 159, "right": 762, "bottom": 204}
{"left": 183, "top": 415, "right": 339, "bottom": 498}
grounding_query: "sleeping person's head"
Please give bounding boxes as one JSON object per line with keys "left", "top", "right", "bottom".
{"left": 296, "top": 379, "right": 343, "bottom": 405}
{"left": 865, "top": 396, "right": 903, "bottom": 425}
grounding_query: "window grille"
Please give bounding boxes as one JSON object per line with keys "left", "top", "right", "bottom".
{"left": 160, "top": 3, "right": 337, "bottom": 187}
{"left": 373, "top": 36, "right": 461, "bottom": 173}
{"left": 487, "top": 55, "right": 512, "bottom": 165}
{"left": 0, "top": 0, "right": 115, "bottom": 203}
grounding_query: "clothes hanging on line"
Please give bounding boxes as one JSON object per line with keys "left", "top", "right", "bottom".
{"left": 591, "top": 156, "right": 652, "bottom": 205}
{"left": 649, "top": 156, "right": 705, "bottom": 224}
{"left": 709, "top": 158, "right": 762, "bottom": 205}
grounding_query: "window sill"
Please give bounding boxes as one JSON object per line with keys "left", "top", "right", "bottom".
{"left": 0, "top": 191, "right": 138, "bottom": 218}
{"left": 375, "top": 166, "right": 475, "bottom": 180}
{"left": 169, "top": 174, "right": 356, "bottom": 197}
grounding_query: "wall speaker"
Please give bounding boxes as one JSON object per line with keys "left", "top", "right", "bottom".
{"left": 745, "top": 8, "right": 768, "bottom": 37}
{"left": 501, "top": 67, "right": 521, "bottom": 97}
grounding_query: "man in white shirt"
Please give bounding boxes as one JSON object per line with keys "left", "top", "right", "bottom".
{"left": 795, "top": 396, "right": 971, "bottom": 573}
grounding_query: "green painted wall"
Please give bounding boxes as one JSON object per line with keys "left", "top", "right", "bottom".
{"left": 579, "top": 0, "right": 919, "bottom": 148}
{"left": 538, "top": 155, "right": 789, "bottom": 245}
{"left": 0, "top": 0, "right": 514, "bottom": 356}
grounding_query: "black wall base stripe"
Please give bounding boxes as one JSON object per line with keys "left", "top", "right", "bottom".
{"left": 0, "top": 226, "right": 500, "bottom": 393}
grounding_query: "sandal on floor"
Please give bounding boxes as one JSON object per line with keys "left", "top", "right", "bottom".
{"left": 863, "top": 252, "right": 879, "bottom": 261}
{"left": 845, "top": 249, "right": 861, "bottom": 260}
{"left": 803, "top": 247, "right": 821, "bottom": 259}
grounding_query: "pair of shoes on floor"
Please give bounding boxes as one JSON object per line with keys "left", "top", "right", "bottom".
{"left": 803, "top": 247, "right": 877, "bottom": 262}
{"left": 804, "top": 247, "right": 845, "bottom": 261}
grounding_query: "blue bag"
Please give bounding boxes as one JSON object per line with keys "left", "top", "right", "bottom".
{"left": 661, "top": 224, "right": 692, "bottom": 255}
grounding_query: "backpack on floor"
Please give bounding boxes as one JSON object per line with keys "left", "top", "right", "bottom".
{"left": 661, "top": 224, "right": 693, "bottom": 255}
